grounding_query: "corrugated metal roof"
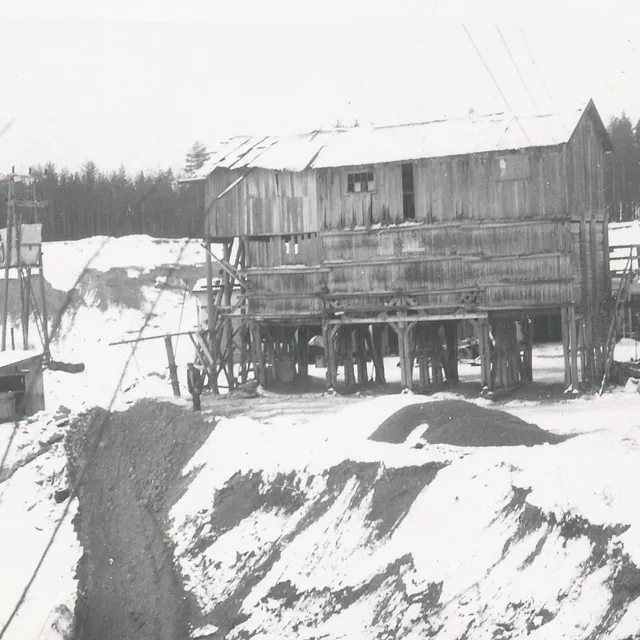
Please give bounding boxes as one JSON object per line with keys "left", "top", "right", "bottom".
{"left": 183, "top": 101, "right": 601, "bottom": 179}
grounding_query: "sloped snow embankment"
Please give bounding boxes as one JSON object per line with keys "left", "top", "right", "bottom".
{"left": 170, "top": 394, "right": 640, "bottom": 640}
{"left": 0, "top": 410, "right": 82, "bottom": 640}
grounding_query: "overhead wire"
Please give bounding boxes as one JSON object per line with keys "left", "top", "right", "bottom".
{"left": 495, "top": 25, "right": 542, "bottom": 114}
{"left": 495, "top": 25, "right": 564, "bottom": 146}
{"left": 0, "top": 118, "right": 15, "bottom": 141}
{"left": 517, "top": 26, "right": 572, "bottom": 135}
{"left": 462, "top": 24, "right": 534, "bottom": 147}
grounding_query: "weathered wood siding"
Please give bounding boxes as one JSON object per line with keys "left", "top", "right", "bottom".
{"left": 322, "top": 220, "right": 572, "bottom": 262}
{"left": 246, "top": 220, "right": 574, "bottom": 315}
{"left": 565, "top": 105, "right": 610, "bottom": 313}
{"left": 204, "top": 168, "right": 245, "bottom": 238}
{"left": 247, "top": 233, "right": 321, "bottom": 268}
{"left": 317, "top": 148, "right": 566, "bottom": 230}
{"left": 246, "top": 268, "right": 327, "bottom": 315}
{"left": 205, "top": 168, "right": 318, "bottom": 238}
{"left": 326, "top": 254, "right": 571, "bottom": 294}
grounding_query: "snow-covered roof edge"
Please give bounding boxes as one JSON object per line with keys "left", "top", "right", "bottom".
{"left": 179, "top": 99, "right": 609, "bottom": 181}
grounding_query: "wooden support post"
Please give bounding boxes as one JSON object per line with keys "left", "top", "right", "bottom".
{"left": 205, "top": 238, "right": 218, "bottom": 394}
{"left": 297, "top": 327, "right": 309, "bottom": 378}
{"left": 355, "top": 327, "right": 368, "bottom": 385}
{"left": 223, "top": 241, "right": 234, "bottom": 391}
{"left": 250, "top": 321, "right": 266, "bottom": 388}
{"left": 272, "top": 326, "right": 281, "bottom": 382}
{"left": 578, "top": 320, "right": 587, "bottom": 384}
{"left": 587, "top": 317, "right": 596, "bottom": 385}
{"left": 478, "top": 319, "right": 488, "bottom": 388}
{"left": 265, "top": 327, "right": 275, "bottom": 386}
{"left": 368, "top": 325, "right": 386, "bottom": 383}
{"left": 561, "top": 306, "right": 571, "bottom": 388}
{"left": 569, "top": 305, "right": 579, "bottom": 389}
{"left": 478, "top": 318, "right": 492, "bottom": 390}
{"left": 521, "top": 317, "right": 533, "bottom": 382}
{"left": 1, "top": 175, "right": 12, "bottom": 351}
{"left": 164, "top": 336, "right": 180, "bottom": 397}
{"left": 390, "top": 323, "right": 406, "bottom": 388}
{"left": 445, "top": 321, "right": 459, "bottom": 383}
{"left": 239, "top": 323, "right": 249, "bottom": 384}
{"left": 407, "top": 323, "right": 416, "bottom": 383}
{"left": 39, "top": 261, "right": 50, "bottom": 359}
{"left": 398, "top": 323, "right": 413, "bottom": 390}
{"left": 322, "top": 320, "right": 338, "bottom": 389}
{"left": 342, "top": 328, "right": 356, "bottom": 387}
{"left": 594, "top": 340, "right": 604, "bottom": 382}
{"left": 416, "top": 326, "right": 428, "bottom": 388}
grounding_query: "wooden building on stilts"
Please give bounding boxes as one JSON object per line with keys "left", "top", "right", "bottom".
{"left": 180, "top": 99, "right": 613, "bottom": 394}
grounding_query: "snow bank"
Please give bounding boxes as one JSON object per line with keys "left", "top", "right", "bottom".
{"left": 0, "top": 413, "right": 81, "bottom": 640}
{"left": 171, "top": 393, "right": 640, "bottom": 639}
{"left": 42, "top": 235, "right": 207, "bottom": 292}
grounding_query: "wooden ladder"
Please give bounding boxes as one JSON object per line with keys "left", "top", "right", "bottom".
{"left": 599, "top": 250, "right": 636, "bottom": 395}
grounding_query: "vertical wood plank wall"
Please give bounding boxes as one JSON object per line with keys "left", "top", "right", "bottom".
{"left": 203, "top": 108, "right": 610, "bottom": 318}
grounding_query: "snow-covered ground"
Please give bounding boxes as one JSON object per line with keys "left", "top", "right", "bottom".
{"left": 2, "top": 232, "right": 640, "bottom": 639}
{"left": 170, "top": 391, "right": 640, "bottom": 640}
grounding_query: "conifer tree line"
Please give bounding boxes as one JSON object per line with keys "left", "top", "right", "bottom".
{"left": 607, "top": 114, "right": 640, "bottom": 222}
{"left": 0, "top": 141, "right": 210, "bottom": 241}
{"left": 1, "top": 117, "right": 640, "bottom": 241}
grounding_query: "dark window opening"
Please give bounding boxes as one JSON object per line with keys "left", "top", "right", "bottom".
{"left": 402, "top": 163, "right": 415, "bottom": 220}
{"left": 347, "top": 171, "right": 375, "bottom": 193}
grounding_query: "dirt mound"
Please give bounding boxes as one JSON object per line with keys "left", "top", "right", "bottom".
{"left": 1, "top": 276, "right": 72, "bottom": 323}
{"left": 369, "top": 400, "right": 567, "bottom": 447}
{"left": 65, "top": 400, "right": 217, "bottom": 640}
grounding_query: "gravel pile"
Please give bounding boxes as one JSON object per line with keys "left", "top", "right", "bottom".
{"left": 369, "top": 400, "right": 568, "bottom": 447}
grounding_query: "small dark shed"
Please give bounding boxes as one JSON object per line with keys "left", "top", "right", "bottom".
{"left": 0, "top": 350, "right": 45, "bottom": 421}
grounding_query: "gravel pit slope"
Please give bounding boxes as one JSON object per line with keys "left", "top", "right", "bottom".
{"left": 65, "top": 400, "right": 217, "bottom": 640}
{"left": 369, "top": 399, "right": 569, "bottom": 447}
{"left": 168, "top": 396, "right": 640, "bottom": 640}
{"left": 61, "top": 393, "right": 640, "bottom": 640}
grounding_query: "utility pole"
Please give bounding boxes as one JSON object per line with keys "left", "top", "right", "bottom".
{"left": 0, "top": 168, "right": 49, "bottom": 354}
{"left": 32, "top": 172, "right": 50, "bottom": 358}
{"left": 1, "top": 169, "right": 15, "bottom": 350}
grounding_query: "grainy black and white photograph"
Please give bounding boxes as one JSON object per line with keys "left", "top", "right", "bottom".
{"left": 1, "top": 1, "right": 640, "bottom": 638}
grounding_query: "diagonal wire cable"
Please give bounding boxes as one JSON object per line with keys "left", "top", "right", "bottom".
{"left": 462, "top": 24, "right": 533, "bottom": 147}
{"left": 495, "top": 25, "right": 542, "bottom": 114}
{"left": 0, "top": 174, "right": 236, "bottom": 638}
{"left": 0, "top": 118, "right": 16, "bottom": 141}
{"left": 517, "top": 26, "right": 572, "bottom": 136}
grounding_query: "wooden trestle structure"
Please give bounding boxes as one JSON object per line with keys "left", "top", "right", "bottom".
{"left": 182, "top": 99, "right": 614, "bottom": 395}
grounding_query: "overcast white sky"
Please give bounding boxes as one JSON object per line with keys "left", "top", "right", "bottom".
{"left": 1, "top": 0, "right": 640, "bottom": 175}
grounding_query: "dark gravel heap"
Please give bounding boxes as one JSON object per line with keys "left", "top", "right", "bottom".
{"left": 369, "top": 400, "right": 568, "bottom": 447}
{"left": 66, "top": 400, "right": 217, "bottom": 640}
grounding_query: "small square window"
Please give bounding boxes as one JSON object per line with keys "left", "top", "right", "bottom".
{"left": 346, "top": 170, "right": 375, "bottom": 193}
